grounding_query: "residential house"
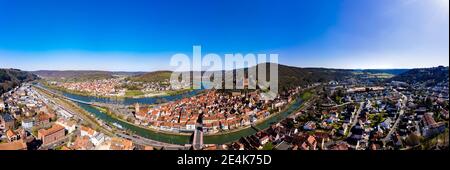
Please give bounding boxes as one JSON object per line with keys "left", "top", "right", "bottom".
{"left": 307, "top": 135, "right": 318, "bottom": 150}
{"left": 303, "top": 121, "right": 317, "bottom": 131}
{"left": 212, "top": 121, "right": 220, "bottom": 132}
{"left": 35, "top": 112, "right": 50, "bottom": 127}
{"left": 441, "top": 110, "right": 449, "bottom": 120}
{"left": 220, "top": 120, "right": 229, "bottom": 130}
{"left": 203, "top": 123, "right": 212, "bottom": 133}
{"left": 55, "top": 118, "right": 76, "bottom": 134}
{"left": 259, "top": 135, "right": 270, "bottom": 145}
{"left": 203, "top": 115, "right": 217, "bottom": 124}
{"left": 0, "top": 100, "right": 4, "bottom": 111}
{"left": 421, "top": 112, "right": 446, "bottom": 138}
{"left": 21, "top": 118, "right": 34, "bottom": 130}
{"left": 186, "top": 121, "right": 196, "bottom": 131}
{"left": 241, "top": 117, "right": 251, "bottom": 126}
{"left": 380, "top": 118, "right": 392, "bottom": 130}
{"left": 72, "top": 136, "right": 94, "bottom": 150}
{"left": 160, "top": 122, "right": 172, "bottom": 131}
{"left": 80, "top": 126, "right": 96, "bottom": 138}
{"left": 6, "top": 129, "right": 20, "bottom": 142}
{"left": 91, "top": 132, "right": 105, "bottom": 146}
{"left": 0, "top": 140, "right": 27, "bottom": 150}
{"left": 109, "top": 137, "right": 134, "bottom": 150}
{"left": 0, "top": 113, "right": 15, "bottom": 130}
{"left": 274, "top": 141, "right": 291, "bottom": 150}
{"left": 329, "top": 142, "right": 349, "bottom": 150}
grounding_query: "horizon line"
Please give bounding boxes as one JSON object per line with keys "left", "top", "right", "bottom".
{"left": 1, "top": 63, "right": 448, "bottom": 73}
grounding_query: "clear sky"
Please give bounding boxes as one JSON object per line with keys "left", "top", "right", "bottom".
{"left": 0, "top": 0, "right": 448, "bottom": 71}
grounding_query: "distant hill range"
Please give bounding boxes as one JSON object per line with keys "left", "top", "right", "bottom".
{"left": 126, "top": 63, "right": 357, "bottom": 90}
{"left": 33, "top": 70, "right": 114, "bottom": 81}
{"left": 30, "top": 64, "right": 449, "bottom": 90}
{"left": 264, "top": 63, "right": 354, "bottom": 91}
{"left": 32, "top": 70, "right": 145, "bottom": 82}
{"left": 389, "top": 66, "right": 449, "bottom": 86}
{"left": 352, "top": 69, "right": 409, "bottom": 75}
{"left": 0, "top": 68, "right": 38, "bottom": 94}
{"left": 126, "top": 71, "right": 172, "bottom": 83}
{"left": 31, "top": 64, "right": 358, "bottom": 91}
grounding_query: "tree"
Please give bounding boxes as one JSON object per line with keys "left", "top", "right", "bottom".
{"left": 261, "top": 142, "right": 274, "bottom": 150}
{"left": 405, "top": 134, "right": 421, "bottom": 146}
{"left": 425, "top": 97, "right": 433, "bottom": 109}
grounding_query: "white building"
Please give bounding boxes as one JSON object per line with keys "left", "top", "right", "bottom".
{"left": 56, "top": 119, "right": 77, "bottom": 134}
{"left": 186, "top": 122, "right": 196, "bottom": 131}
{"left": 21, "top": 119, "right": 34, "bottom": 130}
{"left": 80, "top": 126, "right": 97, "bottom": 138}
{"left": 26, "top": 103, "right": 36, "bottom": 108}
{"left": 0, "top": 101, "right": 5, "bottom": 111}
{"left": 90, "top": 133, "right": 105, "bottom": 146}
{"left": 260, "top": 136, "right": 270, "bottom": 145}
{"left": 57, "top": 109, "right": 73, "bottom": 119}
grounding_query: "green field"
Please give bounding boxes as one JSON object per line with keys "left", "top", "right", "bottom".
{"left": 127, "top": 71, "right": 172, "bottom": 83}
{"left": 300, "top": 91, "right": 313, "bottom": 100}
{"left": 125, "top": 90, "right": 145, "bottom": 97}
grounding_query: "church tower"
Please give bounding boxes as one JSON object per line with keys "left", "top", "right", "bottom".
{"left": 135, "top": 103, "right": 140, "bottom": 114}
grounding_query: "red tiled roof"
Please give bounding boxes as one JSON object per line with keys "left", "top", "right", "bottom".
{"left": 6, "top": 129, "right": 17, "bottom": 138}
{"left": 0, "top": 140, "right": 27, "bottom": 150}
{"left": 38, "top": 124, "right": 65, "bottom": 137}
{"left": 80, "top": 126, "right": 96, "bottom": 136}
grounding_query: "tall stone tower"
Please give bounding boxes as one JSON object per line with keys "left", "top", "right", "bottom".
{"left": 135, "top": 103, "right": 140, "bottom": 114}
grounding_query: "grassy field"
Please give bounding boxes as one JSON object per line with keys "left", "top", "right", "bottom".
{"left": 300, "top": 91, "right": 313, "bottom": 100}
{"left": 127, "top": 71, "right": 172, "bottom": 83}
{"left": 125, "top": 90, "right": 145, "bottom": 97}
{"left": 165, "top": 88, "right": 193, "bottom": 96}
{"left": 261, "top": 142, "right": 274, "bottom": 150}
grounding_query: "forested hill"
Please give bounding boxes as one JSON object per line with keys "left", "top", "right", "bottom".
{"left": 389, "top": 66, "right": 449, "bottom": 86}
{"left": 0, "top": 69, "right": 38, "bottom": 94}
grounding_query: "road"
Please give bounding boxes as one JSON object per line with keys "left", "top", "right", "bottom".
{"left": 321, "top": 101, "right": 363, "bottom": 149}
{"left": 192, "top": 122, "right": 204, "bottom": 150}
{"left": 288, "top": 97, "right": 316, "bottom": 119}
{"left": 335, "top": 102, "right": 352, "bottom": 107}
{"left": 382, "top": 92, "right": 408, "bottom": 143}
{"left": 117, "top": 133, "right": 188, "bottom": 149}
{"left": 346, "top": 102, "right": 364, "bottom": 137}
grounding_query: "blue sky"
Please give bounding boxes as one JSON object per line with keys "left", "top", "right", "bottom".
{"left": 0, "top": 0, "right": 448, "bottom": 71}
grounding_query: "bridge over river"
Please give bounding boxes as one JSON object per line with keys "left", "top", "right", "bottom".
{"left": 192, "top": 122, "right": 205, "bottom": 150}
